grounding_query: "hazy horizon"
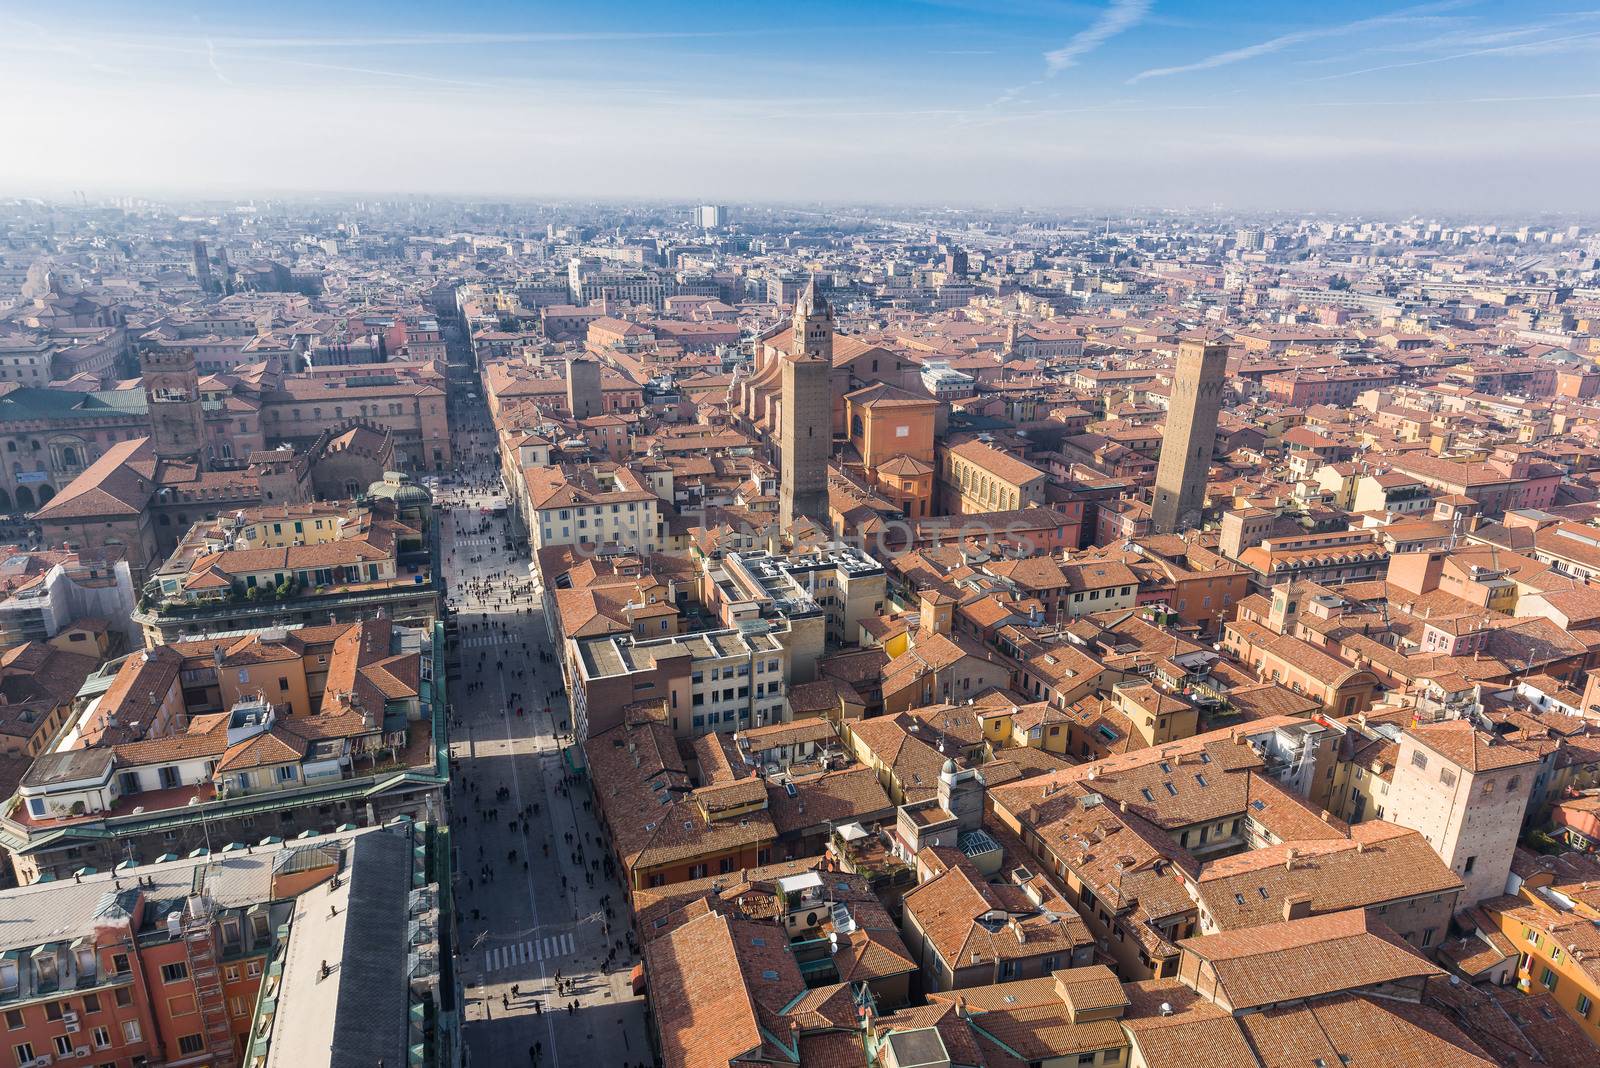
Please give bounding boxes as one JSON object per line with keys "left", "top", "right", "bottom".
{"left": 5, "top": 0, "right": 1599, "bottom": 212}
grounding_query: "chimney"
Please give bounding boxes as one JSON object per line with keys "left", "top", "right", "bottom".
{"left": 1282, "top": 893, "right": 1313, "bottom": 922}
{"left": 1284, "top": 847, "right": 1300, "bottom": 871}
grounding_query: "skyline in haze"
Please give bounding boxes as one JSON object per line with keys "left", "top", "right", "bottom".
{"left": 4, "top": 0, "right": 1599, "bottom": 211}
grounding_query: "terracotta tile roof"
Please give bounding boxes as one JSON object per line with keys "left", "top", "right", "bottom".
{"left": 1277, "top": 993, "right": 1497, "bottom": 1068}
{"left": 1407, "top": 719, "right": 1541, "bottom": 772}
{"left": 993, "top": 731, "right": 1268, "bottom": 834}
{"left": 113, "top": 717, "right": 231, "bottom": 766}
{"left": 1122, "top": 980, "right": 1259, "bottom": 1068}
{"left": 1193, "top": 821, "right": 1461, "bottom": 930}
{"left": 216, "top": 726, "right": 308, "bottom": 772}
{"left": 737, "top": 717, "right": 837, "bottom": 750}
{"left": 586, "top": 716, "right": 775, "bottom": 876}
{"left": 847, "top": 705, "right": 986, "bottom": 801}
{"left": 632, "top": 858, "right": 813, "bottom": 935}
{"left": 766, "top": 766, "right": 892, "bottom": 836}
{"left": 947, "top": 438, "right": 1047, "bottom": 488}
{"left": 1431, "top": 979, "right": 1600, "bottom": 1067}
{"left": 642, "top": 911, "right": 798, "bottom": 1068}
{"left": 1178, "top": 909, "right": 1440, "bottom": 1010}
{"left": 786, "top": 677, "right": 857, "bottom": 716}
{"left": 33, "top": 437, "right": 154, "bottom": 520}
{"left": 81, "top": 646, "right": 185, "bottom": 746}
{"left": 0, "top": 642, "right": 98, "bottom": 715}
{"left": 903, "top": 854, "right": 1092, "bottom": 973}
{"left": 690, "top": 731, "right": 749, "bottom": 786}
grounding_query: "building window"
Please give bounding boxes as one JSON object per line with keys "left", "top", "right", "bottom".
{"left": 13, "top": 1044, "right": 35, "bottom": 1064}
{"left": 1579, "top": 994, "right": 1593, "bottom": 1018}
{"left": 1540, "top": 966, "right": 1558, "bottom": 991}
{"left": 161, "top": 962, "right": 189, "bottom": 983}
{"left": 178, "top": 1034, "right": 207, "bottom": 1055}
{"left": 1410, "top": 751, "right": 1428, "bottom": 770}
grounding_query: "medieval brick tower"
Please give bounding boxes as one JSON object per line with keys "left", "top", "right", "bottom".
{"left": 192, "top": 239, "right": 215, "bottom": 295}
{"left": 779, "top": 278, "right": 833, "bottom": 531}
{"left": 1150, "top": 337, "right": 1229, "bottom": 534}
{"left": 567, "top": 354, "right": 602, "bottom": 420}
{"left": 140, "top": 348, "right": 208, "bottom": 465}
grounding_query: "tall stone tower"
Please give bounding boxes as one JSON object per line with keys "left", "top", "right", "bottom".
{"left": 192, "top": 240, "right": 215, "bottom": 294}
{"left": 140, "top": 348, "right": 208, "bottom": 465}
{"left": 1150, "top": 337, "right": 1229, "bottom": 534}
{"left": 567, "top": 354, "right": 602, "bottom": 420}
{"left": 779, "top": 278, "right": 833, "bottom": 530}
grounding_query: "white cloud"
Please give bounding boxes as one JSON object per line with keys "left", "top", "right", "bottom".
{"left": 1312, "top": 27, "right": 1600, "bottom": 81}
{"left": 1129, "top": 1, "right": 1463, "bottom": 82}
{"left": 204, "top": 40, "right": 232, "bottom": 86}
{"left": 1045, "top": 0, "right": 1153, "bottom": 73}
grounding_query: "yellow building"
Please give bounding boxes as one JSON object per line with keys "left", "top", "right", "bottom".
{"left": 1110, "top": 681, "right": 1200, "bottom": 747}
{"left": 936, "top": 438, "right": 1047, "bottom": 516}
{"left": 974, "top": 697, "right": 1074, "bottom": 756}
{"left": 1327, "top": 721, "right": 1397, "bottom": 824}
{"left": 1474, "top": 852, "right": 1600, "bottom": 1045}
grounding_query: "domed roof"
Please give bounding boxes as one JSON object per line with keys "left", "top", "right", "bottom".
{"left": 942, "top": 758, "right": 958, "bottom": 777}
{"left": 367, "top": 470, "right": 432, "bottom": 507}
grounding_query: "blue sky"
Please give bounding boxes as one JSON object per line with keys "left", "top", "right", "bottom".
{"left": 2, "top": 1, "right": 1598, "bottom": 210}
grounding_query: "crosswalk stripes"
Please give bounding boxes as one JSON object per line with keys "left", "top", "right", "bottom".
{"left": 482, "top": 932, "right": 578, "bottom": 973}
{"left": 460, "top": 635, "right": 508, "bottom": 649}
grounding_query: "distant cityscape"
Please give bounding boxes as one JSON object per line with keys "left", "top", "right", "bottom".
{"left": 0, "top": 190, "right": 1597, "bottom": 1068}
